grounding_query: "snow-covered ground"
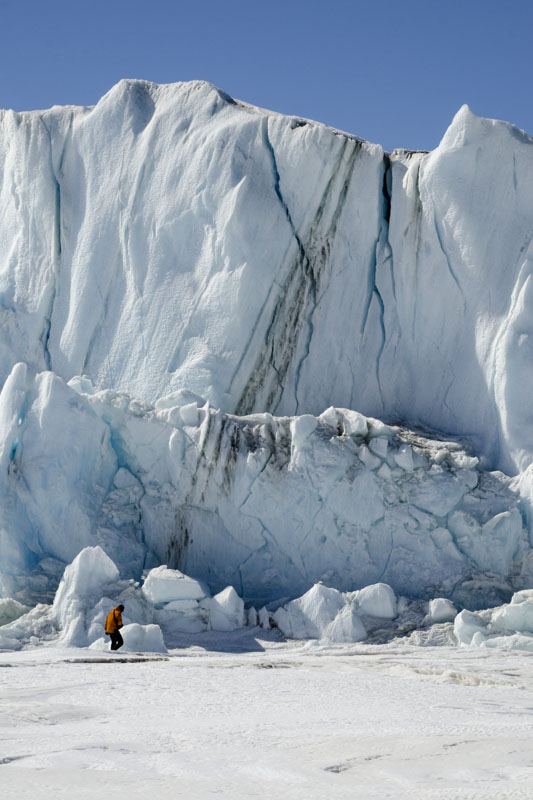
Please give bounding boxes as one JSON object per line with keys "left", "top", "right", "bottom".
{"left": 2, "top": 636, "right": 533, "bottom": 800}
{"left": 3, "top": 553, "right": 533, "bottom": 797}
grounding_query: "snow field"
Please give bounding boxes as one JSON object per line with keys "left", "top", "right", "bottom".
{"left": 2, "top": 641, "right": 533, "bottom": 800}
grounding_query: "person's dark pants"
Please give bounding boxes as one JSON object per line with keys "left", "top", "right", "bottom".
{"left": 110, "top": 630, "right": 124, "bottom": 651}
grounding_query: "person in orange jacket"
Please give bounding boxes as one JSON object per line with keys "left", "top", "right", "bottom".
{"left": 105, "top": 604, "right": 125, "bottom": 651}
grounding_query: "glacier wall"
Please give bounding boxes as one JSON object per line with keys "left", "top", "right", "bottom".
{"left": 0, "top": 364, "right": 527, "bottom": 607}
{"left": 1, "top": 80, "right": 533, "bottom": 475}
{"left": 1, "top": 80, "right": 533, "bottom": 605}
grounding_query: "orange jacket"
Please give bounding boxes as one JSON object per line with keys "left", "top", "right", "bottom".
{"left": 105, "top": 606, "right": 123, "bottom": 634}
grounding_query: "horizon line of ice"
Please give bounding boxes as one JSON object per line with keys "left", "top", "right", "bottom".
{"left": 4, "top": 78, "right": 532, "bottom": 155}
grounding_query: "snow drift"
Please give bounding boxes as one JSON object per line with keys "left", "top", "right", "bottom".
{"left": 0, "top": 80, "right": 533, "bottom": 606}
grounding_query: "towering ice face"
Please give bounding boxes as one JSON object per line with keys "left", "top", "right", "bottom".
{"left": 1, "top": 81, "right": 533, "bottom": 474}
{"left": 0, "top": 82, "right": 532, "bottom": 605}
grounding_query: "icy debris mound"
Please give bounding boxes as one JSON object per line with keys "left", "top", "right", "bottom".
{"left": 0, "top": 545, "right": 526, "bottom": 652}
{"left": 0, "top": 367, "right": 526, "bottom": 606}
{"left": 90, "top": 623, "right": 168, "bottom": 654}
{"left": 274, "top": 584, "right": 354, "bottom": 642}
{"left": 246, "top": 605, "right": 272, "bottom": 630}
{"left": 427, "top": 598, "right": 457, "bottom": 624}
{"left": 354, "top": 583, "right": 398, "bottom": 619}
{"left": 274, "top": 581, "right": 403, "bottom": 644}
{"left": 273, "top": 581, "right": 460, "bottom": 645}
{"left": 0, "top": 598, "right": 30, "bottom": 627}
{"left": 143, "top": 565, "right": 211, "bottom": 636}
{"left": 454, "top": 610, "right": 492, "bottom": 646}
{"left": 154, "top": 600, "right": 209, "bottom": 636}
{"left": 50, "top": 547, "right": 161, "bottom": 652}
{"left": 0, "top": 549, "right": 430, "bottom": 651}
{"left": 142, "top": 566, "right": 210, "bottom": 604}
{"left": 454, "top": 591, "right": 533, "bottom": 652}
{"left": 207, "top": 586, "right": 246, "bottom": 632}
{"left": 141, "top": 565, "right": 247, "bottom": 636}
{"left": 120, "top": 623, "right": 167, "bottom": 653}
{"left": 258, "top": 606, "right": 272, "bottom": 629}
{"left": 0, "top": 605, "right": 55, "bottom": 651}
{"left": 0, "top": 548, "right": 166, "bottom": 652}
{"left": 52, "top": 546, "right": 120, "bottom": 647}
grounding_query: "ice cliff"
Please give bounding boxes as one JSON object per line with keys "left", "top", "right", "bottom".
{"left": 1, "top": 79, "right": 533, "bottom": 605}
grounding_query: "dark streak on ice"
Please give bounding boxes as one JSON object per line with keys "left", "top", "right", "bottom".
{"left": 38, "top": 114, "right": 72, "bottom": 372}
{"left": 235, "top": 122, "right": 362, "bottom": 416}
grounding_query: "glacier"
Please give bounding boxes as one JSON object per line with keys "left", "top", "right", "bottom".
{"left": 1, "top": 79, "right": 533, "bottom": 605}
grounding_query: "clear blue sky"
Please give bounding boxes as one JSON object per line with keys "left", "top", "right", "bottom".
{"left": 1, "top": 0, "right": 531, "bottom": 152}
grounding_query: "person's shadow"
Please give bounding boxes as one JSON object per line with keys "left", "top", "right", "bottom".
{"left": 162, "top": 625, "right": 283, "bottom": 654}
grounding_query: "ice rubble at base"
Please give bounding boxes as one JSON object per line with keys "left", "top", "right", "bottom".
{"left": 0, "top": 546, "right": 254, "bottom": 652}
{"left": 0, "top": 547, "right": 430, "bottom": 651}
{"left": 427, "top": 597, "right": 457, "bottom": 624}
{"left": 0, "top": 598, "right": 29, "bottom": 626}
{"left": 0, "top": 363, "right": 528, "bottom": 608}
{"left": 453, "top": 589, "right": 533, "bottom": 652}
{"left": 3, "top": 545, "right": 533, "bottom": 655}
{"left": 142, "top": 565, "right": 209, "bottom": 604}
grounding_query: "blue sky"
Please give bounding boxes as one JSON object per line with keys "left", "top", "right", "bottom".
{"left": 1, "top": 0, "right": 531, "bottom": 152}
